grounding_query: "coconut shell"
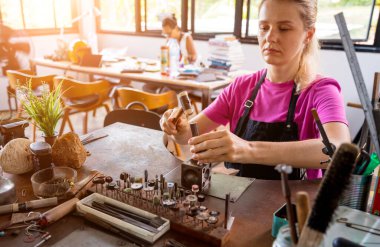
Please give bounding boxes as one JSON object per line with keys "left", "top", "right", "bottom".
{"left": 0, "top": 138, "right": 34, "bottom": 174}
{"left": 52, "top": 132, "right": 86, "bottom": 169}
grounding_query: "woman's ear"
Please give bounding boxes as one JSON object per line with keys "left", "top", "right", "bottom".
{"left": 305, "top": 27, "right": 316, "bottom": 44}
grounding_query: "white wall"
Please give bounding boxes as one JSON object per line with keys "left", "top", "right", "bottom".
{"left": 98, "top": 33, "right": 380, "bottom": 138}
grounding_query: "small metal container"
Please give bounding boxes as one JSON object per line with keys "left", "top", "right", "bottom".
{"left": 340, "top": 174, "right": 372, "bottom": 211}
{"left": 30, "top": 141, "right": 52, "bottom": 170}
{"left": 0, "top": 176, "right": 16, "bottom": 205}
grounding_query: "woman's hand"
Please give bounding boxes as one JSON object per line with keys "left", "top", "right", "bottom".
{"left": 188, "top": 129, "right": 250, "bottom": 164}
{"left": 160, "top": 107, "right": 189, "bottom": 136}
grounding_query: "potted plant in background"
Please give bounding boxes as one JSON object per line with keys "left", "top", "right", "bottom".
{"left": 17, "top": 81, "right": 63, "bottom": 146}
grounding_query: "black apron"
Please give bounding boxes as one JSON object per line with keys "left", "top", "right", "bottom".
{"left": 225, "top": 71, "right": 302, "bottom": 180}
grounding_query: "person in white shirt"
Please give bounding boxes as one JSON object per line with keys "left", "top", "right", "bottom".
{"left": 161, "top": 15, "right": 197, "bottom": 64}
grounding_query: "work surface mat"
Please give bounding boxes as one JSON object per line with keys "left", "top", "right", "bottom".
{"left": 208, "top": 173, "right": 255, "bottom": 202}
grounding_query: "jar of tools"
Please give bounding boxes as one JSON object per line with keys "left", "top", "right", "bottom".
{"left": 30, "top": 141, "right": 53, "bottom": 171}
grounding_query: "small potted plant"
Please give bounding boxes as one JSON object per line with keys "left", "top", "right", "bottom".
{"left": 17, "top": 81, "right": 63, "bottom": 146}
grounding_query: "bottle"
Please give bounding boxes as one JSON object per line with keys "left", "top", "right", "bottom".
{"left": 160, "top": 45, "right": 169, "bottom": 76}
{"left": 167, "top": 38, "right": 180, "bottom": 77}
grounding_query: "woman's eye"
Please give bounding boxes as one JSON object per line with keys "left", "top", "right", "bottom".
{"left": 259, "top": 25, "right": 269, "bottom": 31}
{"left": 279, "top": 26, "right": 291, "bottom": 31}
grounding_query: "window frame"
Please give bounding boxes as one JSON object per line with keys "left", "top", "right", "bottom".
{"left": 96, "top": 0, "right": 380, "bottom": 53}
{"left": 0, "top": 0, "right": 78, "bottom": 36}
{"left": 139, "top": 0, "right": 183, "bottom": 33}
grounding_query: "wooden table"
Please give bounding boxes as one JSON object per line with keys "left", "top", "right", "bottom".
{"left": 1, "top": 123, "right": 319, "bottom": 246}
{"left": 30, "top": 58, "right": 248, "bottom": 109}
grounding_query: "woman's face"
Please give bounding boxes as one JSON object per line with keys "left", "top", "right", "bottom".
{"left": 162, "top": 25, "right": 174, "bottom": 38}
{"left": 258, "top": 0, "right": 313, "bottom": 67}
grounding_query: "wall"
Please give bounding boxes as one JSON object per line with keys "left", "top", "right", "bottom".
{"left": 98, "top": 34, "right": 379, "bottom": 138}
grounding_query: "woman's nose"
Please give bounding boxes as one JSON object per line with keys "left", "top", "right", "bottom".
{"left": 265, "top": 28, "right": 278, "bottom": 43}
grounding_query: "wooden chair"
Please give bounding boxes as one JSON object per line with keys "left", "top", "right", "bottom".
{"left": 104, "top": 109, "right": 161, "bottom": 130}
{"left": 6, "top": 70, "right": 55, "bottom": 141}
{"left": 5, "top": 69, "right": 33, "bottom": 115}
{"left": 54, "top": 76, "right": 112, "bottom": 135}
{"left": 143, "top": 85, "right": 201, "bottom": 114}
{"left": 113, "top": 87, "right": 178, "bottom": 114}
{"left": 6, "top": 70, "right": 55, "bottom": 117}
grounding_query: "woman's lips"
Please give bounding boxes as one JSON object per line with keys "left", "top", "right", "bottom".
{"left": 263, "top": 48, "right": 280, "bottom": 54}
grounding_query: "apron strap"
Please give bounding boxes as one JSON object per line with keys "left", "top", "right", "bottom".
{"left": 235, "top": 70, "right": 267, "bottom": 137}
{"left": 285, "top": 84, "right": 299, "bottom": 129}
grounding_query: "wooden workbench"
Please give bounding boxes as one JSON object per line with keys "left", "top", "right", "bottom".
{"left": 1, "top": 123, "right": 319, "bottom": 246}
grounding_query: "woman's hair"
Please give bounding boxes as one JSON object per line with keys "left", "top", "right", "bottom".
{"left": 162, "top": 14, "right": 178, "bottom": 29}
{"left": 259, "top": 0, "right": 319, "bottom": 90}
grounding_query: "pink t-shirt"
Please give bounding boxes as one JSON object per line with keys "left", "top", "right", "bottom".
{"left": 203, "top": 69, "right": 348, "bottom": 179}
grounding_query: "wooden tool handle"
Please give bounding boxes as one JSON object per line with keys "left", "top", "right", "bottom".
{"left": 71, "top": 170, "right": 99, "bottom": 198}
{"left": 347, "top": 102, "right": 362, "bottom": 109}
{"left": 172, "top": 108, "right": 184, "bottom": 125}
{"left": 178, "top": 91, "right": 193, "bottom": 115}
{"left": 296, "top": 191, "right": 310, "bottom": 235}
{"left": 297, "top": 226, "right": 324, "bottom": 247}
{"left": 39, "top": 197, "right": 79, "bottom": 227}
{"left": 285, "top": 196, "right": 298, "bottom": 244}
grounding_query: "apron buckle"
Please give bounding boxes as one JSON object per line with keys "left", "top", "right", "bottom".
{"left": 244, "top": 100, "right": 254, "bottom": 108}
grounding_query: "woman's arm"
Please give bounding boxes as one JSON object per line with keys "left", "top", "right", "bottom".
{"left": 189, "top": 122, "right": 350, "bottom": 169}
{"left": 185, "top": 35, "right": 197, "bottom": 64}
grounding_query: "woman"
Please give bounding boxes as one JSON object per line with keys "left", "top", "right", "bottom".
{"left": 160, "top": 0, "right": 350, "bottom": 180}
{"left": 144, "top": 15, "right": 198, "bottom": 93}
{"left": 162, "top": 15, "right": 197, "bottom": 64}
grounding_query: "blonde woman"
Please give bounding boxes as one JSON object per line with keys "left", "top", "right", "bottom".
{"left": 162, "top": 15, "right": 197, "bottom": 64}
{"left": 160, "top": 0, "right": 350, "bottom": 179}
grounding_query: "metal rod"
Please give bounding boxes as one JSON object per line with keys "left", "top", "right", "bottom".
{"left": 190, "top": 123, "right": 199, "bottom": 137}
{"left": 311, "top": 108, "right": 335, "bottom": 157}
{"left": 82, "top": 212, "right": 149, "bottom": 247}
{"left": 335, "top": 12, "right": 380, "bottom": 156}
{"left": 90, "top": 202, "right": 159, "bottom": 233}
{"left": 103, "top": 202, "right": 164, "bottom": 228}
{"left": 278, "top": 166, "right": 298, "bottom": 244}
{"left": 224, "top": 193, "right": 230, "bottom": 229}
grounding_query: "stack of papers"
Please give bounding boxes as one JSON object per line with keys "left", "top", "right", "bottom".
{"left": 208, "top": 35, "right": 244, "bottom": 73}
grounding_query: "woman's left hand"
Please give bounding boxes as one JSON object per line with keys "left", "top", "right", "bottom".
{"left": 188, "top": 129, "right": 250, "bottom": 163}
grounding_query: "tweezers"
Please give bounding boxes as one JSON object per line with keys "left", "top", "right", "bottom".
{"left": 337, "top": 218, "right": 380, "bottom": 236}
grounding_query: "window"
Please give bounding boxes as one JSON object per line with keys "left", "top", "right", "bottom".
{"left": 22, "top": 0, "right": 56, "bottom": 29}
{"left": 317, "top": 0, "right": 374, "bottom": 42}
{"left": 191, "top": 0, "right": 236, "bottom": 34}
{"left": 99, "top": 0, "right": 136, "bottom": 32}
{"left": 0, "top": 0, "right": 75, "bottom": 35}
{"left": 142, "top": 0, "right": 181, "bottom": 31}
{"left": 96, "top": 0, "right": 380, "bottom": 52}
{"left": 0, "top": 0, "right": 23, "bottom": 30}
{"left": 98, "top": 0, "right": 181, "bottom": 33}
{"left": 243, "top": 0, "right": 378, "bottom": 46}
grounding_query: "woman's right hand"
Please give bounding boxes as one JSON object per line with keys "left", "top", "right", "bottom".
{"left": 160, "top": 107, "right": 189, "bottom": 135}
